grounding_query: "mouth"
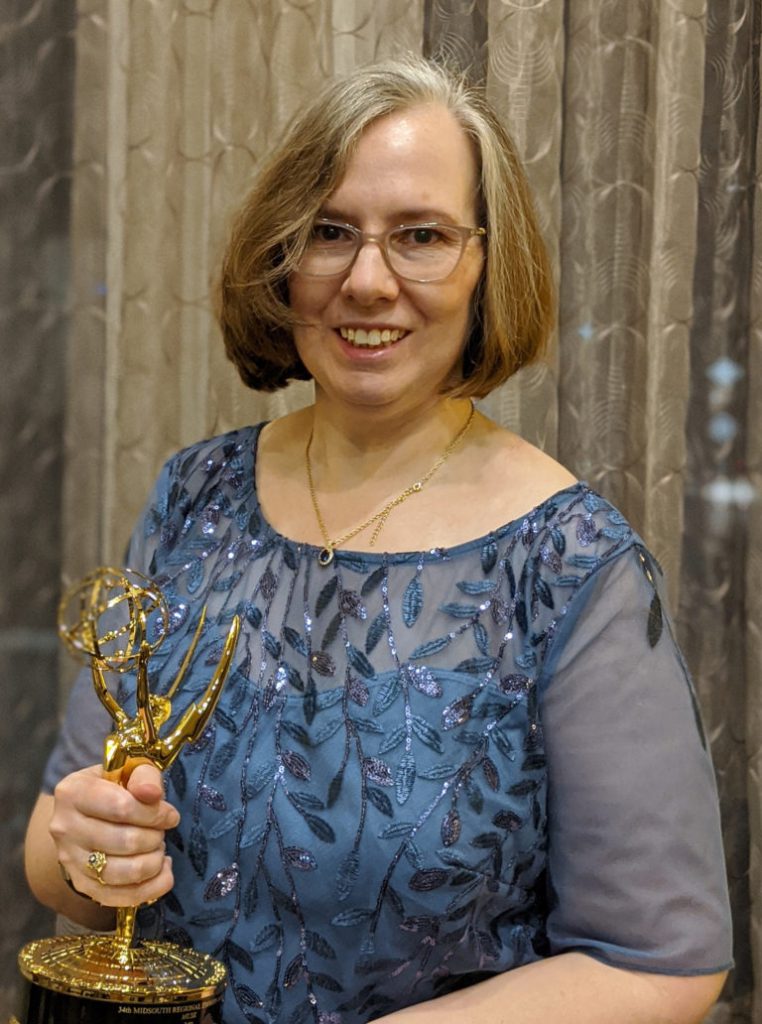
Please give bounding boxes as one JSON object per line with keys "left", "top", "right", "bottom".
{"left": 339, "top": 327, "right": 408, "bottom": 348}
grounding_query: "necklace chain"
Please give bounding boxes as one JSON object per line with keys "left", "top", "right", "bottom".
{"left": 305, "top": 404, "right": 475, "bottom": 567}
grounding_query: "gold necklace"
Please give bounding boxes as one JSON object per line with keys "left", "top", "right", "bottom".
{"left": 306, "top": 404, "right": 476, "bottom": 567}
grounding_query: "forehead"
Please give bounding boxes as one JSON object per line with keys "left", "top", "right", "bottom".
{"left": 325, "top": 103, "right": 480, "bottom": 222}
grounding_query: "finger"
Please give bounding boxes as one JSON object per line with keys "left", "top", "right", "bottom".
{"left": 82, "top": 845, "right": 167, "bottom": 888}
{"left": 126, "top": 763, "right": 165, "bottom": 805}
{"left": 73, "top": 819, "right": 169, "bottom": 858}
{"left": 76, "top": 854, "right": 175, "bottom": 908}
{"left": 51, "top": 795, "right": 176, "bottom": 866}
{"left": 85, "top": 777, "right": 178, "bottom": 830}
{"left": 57, "top": 764, "right": 178, "bottom": 829}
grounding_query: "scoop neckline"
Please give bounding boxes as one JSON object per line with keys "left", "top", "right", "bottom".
{"left": 244, "top": 421, "right": 588, "bottom": 566}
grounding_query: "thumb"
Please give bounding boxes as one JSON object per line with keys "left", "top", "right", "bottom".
{"left": 126, "top": 761, "right": 165, "bottom": 804}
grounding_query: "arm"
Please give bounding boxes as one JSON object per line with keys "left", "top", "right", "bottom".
{"left": 373, "top": 955, "right": 727, "bottom": 1024}
{"left": 378, "top": 547, "right": 731, "bottom": 1024}
{"left": 25, "top": 789, "right": 114, "bottom": 930}
{"left": 25, "top": 763, "right": 178, "bottom": 928}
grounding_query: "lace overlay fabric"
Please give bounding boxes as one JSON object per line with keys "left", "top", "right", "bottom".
{"left": 45, "top": 425, "right": 732, "bottom": 1024}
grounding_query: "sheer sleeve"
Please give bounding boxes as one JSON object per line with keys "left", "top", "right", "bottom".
{"left": 538, "top": 547, "right": 733, "bottom": 974}
{"left": 41, "top": 455, "right": 177, "bottom": 792}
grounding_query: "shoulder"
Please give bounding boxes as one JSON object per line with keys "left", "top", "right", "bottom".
{"left": 166, "top": 424, "right": 263, "bottom": 477}
{"left": 144, "top": 424, "right": 264, "bottom": 524}
{"left": 468, "top": 415, "right": 577, "bottom": 528}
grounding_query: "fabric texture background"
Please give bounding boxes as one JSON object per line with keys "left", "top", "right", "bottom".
{"left": 65, "top": 3, "right": 762, "bottom": 1020}
{"left": 2, "top": 0, "right": 756, "bottom": 1020}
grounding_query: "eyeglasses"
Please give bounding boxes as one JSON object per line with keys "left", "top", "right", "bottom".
{"left": 297, "top": 218, "right": 486, "bottom": 283}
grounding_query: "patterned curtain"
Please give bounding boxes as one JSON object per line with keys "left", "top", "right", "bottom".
{"left": 4, "top": 0, "right": 757, "bottom": 1020}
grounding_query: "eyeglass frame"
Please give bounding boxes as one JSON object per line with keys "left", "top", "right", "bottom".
{"left": 295, "top": 218, "right": 487, "bottom": 284}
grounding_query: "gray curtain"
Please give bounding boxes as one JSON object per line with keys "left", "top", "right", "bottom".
{"left": 1, "top": 2, "right": 758, "bottom": 1020}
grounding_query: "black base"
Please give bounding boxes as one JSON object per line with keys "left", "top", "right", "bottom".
{"left": 16, "top": 979, "right": 223, "bottom": 1024}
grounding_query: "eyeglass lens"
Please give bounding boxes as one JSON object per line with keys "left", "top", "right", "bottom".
{"left": 299, "top": 223, "right": 471, "bottom": 282}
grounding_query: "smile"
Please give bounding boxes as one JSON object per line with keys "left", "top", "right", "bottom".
{"left": 339, "top": 327, "right": 408, "bottom": 348}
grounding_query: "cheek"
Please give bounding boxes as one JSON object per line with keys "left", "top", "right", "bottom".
{"left": 286, "top": 276, "right": 308, "bottom": 319}
{"left": 428, "top": 279, "right": 481, "bottom": 341}
{"left": 287, "top": 275, "right": 330, "bottom": 321}
{"left": 291, "top": 323, "right": 322, "bottom": 369}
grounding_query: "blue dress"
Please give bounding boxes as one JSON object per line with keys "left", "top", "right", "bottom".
{"left": 45, "top": 424, "right": 733, "bottom": 1024}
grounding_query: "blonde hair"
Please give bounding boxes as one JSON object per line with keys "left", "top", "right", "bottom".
{"left": 218, "top": 56, "right": 553, "bottom": 396}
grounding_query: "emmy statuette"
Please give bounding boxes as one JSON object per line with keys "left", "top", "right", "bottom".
{"left": 13, "top": 568, "right": 240, "bottom": 1024}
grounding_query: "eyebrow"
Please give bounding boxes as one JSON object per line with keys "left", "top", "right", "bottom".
{"left": 317, "top": 206, "right": 461, "bottom": 225}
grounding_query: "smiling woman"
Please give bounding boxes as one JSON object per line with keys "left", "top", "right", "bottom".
{"left": 287, "top": 104, "right": 485, "bottom": 418}
{"left": 25, "top": 56, "right": 732, "bottom": 1024}
{"left": 218, "top": 57, "right": 553, "bottom": 400}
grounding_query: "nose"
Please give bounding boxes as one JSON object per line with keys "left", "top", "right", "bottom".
{"left": 340, "top": 237, "right": 400, "bottom": 304}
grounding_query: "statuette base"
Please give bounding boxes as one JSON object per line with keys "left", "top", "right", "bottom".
{"left": 16, "top": 935, "right": 226, "bottom": 1023}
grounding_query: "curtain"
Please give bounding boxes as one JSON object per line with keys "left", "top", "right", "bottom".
{"left": 63, "top": 1, "right": 760, "bottom": 1019}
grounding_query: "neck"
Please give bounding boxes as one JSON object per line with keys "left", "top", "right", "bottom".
{"left": 303, "top": 394, "right": 476, "bottom": 563}
{"left": 306, "top": 393, "right": 473, "bottom": 488}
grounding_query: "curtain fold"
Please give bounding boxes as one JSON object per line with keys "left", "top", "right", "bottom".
{"left": 479, "top": 0, "right": 564, "bottom": 457}
{"left": 64, "top": 2, "right": 760, "bottom": 1017}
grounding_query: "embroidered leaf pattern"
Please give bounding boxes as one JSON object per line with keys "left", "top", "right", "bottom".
{"left": 407, "top": 665, "right": 442, "bottom": 697}
{"left": 284, "top": 847, "right": 318, "bottom": 871}
{"left": 305, "top": 930, "right": 337, "bottom": 959}
{"left": 282, "top": 750, "right": 311, "bottom": 781}
{"left": 395, "top": 752, "right": 416, "bottom": 805}
{"left": 335, "top": 850, "right": 360, "bottom": 901}
{"left": 303, "top": 814, "right": 336, "bottom": 843}
{"left": 310, "top": 651, "right": 336, "bottom": 677}
{"left": 348, "top": 644, "right": 375, "bottom": 679}
{"left": 441, "top": 693, "right": 474, "bottom": 730}
{"left": 409, "top": 868, "right": 448, "bottom": 891}
{"left": 140, "top": 436, "right": 661, "bottom": 1023}
{"left": 648, "top": 593, "right": 663, "bottom": 647}
{"left": 200, "top": 784, "right": 226, "bottom": 811}
{"left": 348, "top": 675, "right": 370, "bottom": 706}
{"left": 365, "top": 612, "right": 386, "bottom": 654}
{"left": 409, "top": 636, "right": 450, "bottom": 659}
{"left": 366, "top": 786, "right": 394, "bottom": 817}
{"left": 481, "top": 539, "right": 498, "bottom": 573}
{"left": 204, "top": 864, "right": 240, "bottom": 901}
{"left": 340, "top": 590, "right": 367, "bottom": 620}
{"left": 373, "top": 673, "right": 402, "bottom": 715}
{"left": 402, "top": 576, "right": 423, "bottom": 627}
{"left": 364, "top": 756, "right": 394, "bottom": 786}
{"left": 189, "top": 825, "right": 208, "bottom": 878}
{"left": 441, "top": 808, "right": 461, "bottom": 847}
{"left": 284, "top": 626, "right": 308, "bottom": 656}
{"left": 284, "top": 955, "right": 305, "bottom": 989}
{"left": 321, "top": 613, "right": 341, "bottom": 651}
{"left": 316, "top": 577, "right": 339, "bottom": 617}
{"left": 331, "top": 907, "right": 374, "bottom": 927}
{"left": 410, "top": 715, "right": 443, "bottom": 753}
{"left": 360, "top": 565, "right": 386, "bottom": 596}
{"left": 252, "top": 923, "right": 281, "bottom": 952}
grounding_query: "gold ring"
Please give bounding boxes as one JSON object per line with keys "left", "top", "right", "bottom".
{"left": 86, "top": 849, "right": 108, "bottom": 885}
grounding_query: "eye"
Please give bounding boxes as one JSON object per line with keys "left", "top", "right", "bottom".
{"left": 395, "top": 225, "right": 455, "bottom": 247}
{"left": 311, "top": 221, "right": 353, "bottom": 244}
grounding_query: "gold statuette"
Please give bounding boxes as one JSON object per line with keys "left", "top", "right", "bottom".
{"left": 15, "top": 567, "right": 240, "bottom": 1024}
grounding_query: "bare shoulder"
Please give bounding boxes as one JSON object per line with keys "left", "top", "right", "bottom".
{"left": 468, "top": 416, "right": 578, "bottom": 525}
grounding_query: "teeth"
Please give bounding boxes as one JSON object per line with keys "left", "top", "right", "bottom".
{"left": 339, "top": 327, "right": 405, "bottom": 347}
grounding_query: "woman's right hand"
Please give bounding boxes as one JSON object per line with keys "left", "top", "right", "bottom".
{"left": 49, "top": 762, "right": 180, "bottom": 907}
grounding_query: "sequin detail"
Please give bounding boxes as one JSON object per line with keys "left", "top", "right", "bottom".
{"left": 126, "top": 425, "right": 701, "bottom": 1024}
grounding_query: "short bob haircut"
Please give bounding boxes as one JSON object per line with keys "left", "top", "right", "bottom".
{"left": 218, "top": 56, "right": 553, "bottom": 398}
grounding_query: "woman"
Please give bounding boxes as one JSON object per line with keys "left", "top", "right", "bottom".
{"left": 26, "top": 58, "right": 732, "bottom": 1023}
